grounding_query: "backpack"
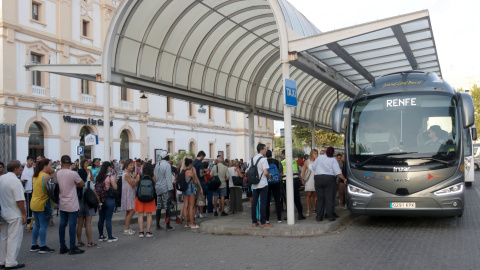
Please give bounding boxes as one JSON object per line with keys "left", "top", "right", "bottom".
{"left": 247, "top": 157, "right": 264, "bottom": 185}
{"left": 267, "top": 162, "right": 280, "bottom": 184}
{"left": 95, "top": 180, "right": 107, "bottom": 203}
{"left": 136, "top": 175, "right": 155, "bottom": 202}
{"left": 207, "top": 165, "right": 221, "bottom": 191}
{"left": 45, "top": 176, "right": 59, "bottom": 205}
{"left": 176, "top": 169, "right": 191, "bottom": 192}
{"left": 115, "top": 176, "right": 123, "bottom": 207}
{"left": 84, "top": 181, "right": 99, "bottom": 208}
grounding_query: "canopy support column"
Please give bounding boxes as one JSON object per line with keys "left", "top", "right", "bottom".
{"left": 103, "top": 81, "right": 111, "bottom": 161}
{"left": 311, "top": 123, "right": 316, "bottom": 150}
{"left": 283, "top": 62, "right": 295, "bottom": 225}
{"left": 248, "top": 110, "right": 255, "bottom": 159}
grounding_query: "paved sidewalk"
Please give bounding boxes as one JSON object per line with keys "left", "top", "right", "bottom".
{"left": 199, "top": 204, "right": 355, "bottom": 237}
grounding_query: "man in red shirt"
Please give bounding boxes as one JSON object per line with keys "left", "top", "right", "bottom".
{"left": 296, "top": 155, "right": 304, "bottom": 168}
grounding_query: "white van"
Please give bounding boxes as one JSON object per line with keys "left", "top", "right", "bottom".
{"left": 465, "top": 126, "right": 477, "bottom": 187}
{"left": 474, "top": 144, "right": 480, "bottom": 171}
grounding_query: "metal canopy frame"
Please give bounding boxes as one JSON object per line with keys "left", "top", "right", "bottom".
{"left": 24, "top": 0, "right": 444, "bottom": 226}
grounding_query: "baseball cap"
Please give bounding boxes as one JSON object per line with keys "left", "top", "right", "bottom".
{"left": 61, "top": 155, "right": 73, "bottom": 165}
{"left": 160, "top": 150, "right": 171, "bottom": 159}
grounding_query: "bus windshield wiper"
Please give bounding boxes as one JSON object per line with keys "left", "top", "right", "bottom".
{"left": 355, "top": 152, "right": 418, "bottom": 168}
{"left": 420, "top": 157, "right": 456, "bottom": 166}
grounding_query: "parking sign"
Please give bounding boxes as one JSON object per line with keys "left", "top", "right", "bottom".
{"left": 77, "top": 146, "right": 84, "bottom": 156}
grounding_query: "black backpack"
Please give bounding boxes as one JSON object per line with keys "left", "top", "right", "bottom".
{"left": 247, "top": 157, "right": 264, "bottom": 185}
{"left": 207, "top": 165, "right": 221, "bottom": 191}
{"left": 176, "top": 169, "right": 191, "bottom": 192}
{"left": 136, "top": 175, "right": 155, "bottom": 202}
{"left": 84, "top": 181, "right": 99, "bottom": 208}
{"left": 46, "top": 175, "right": 60, "bottom": 205}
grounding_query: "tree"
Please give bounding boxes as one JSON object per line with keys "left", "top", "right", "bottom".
{"left": 292, "top": 125, "right": 344, "bottom": 149}
{"left": 457, "top": 87, "right": 464, "bottom": 92}
{"left": 470, "top": 84, "right": 480, "bottom": 129}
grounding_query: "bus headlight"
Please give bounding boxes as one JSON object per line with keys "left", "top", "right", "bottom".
{"left": 348, "top": 184, "right": 373, "bottom": 197}
{"left": 433, "top": 183, "right": 464, "bottom": 196}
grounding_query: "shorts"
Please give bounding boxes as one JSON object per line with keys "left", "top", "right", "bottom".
{"left": 78, "top": 198, "right": 95, "bottom": 217}
{"left": 184, "top": 183, "right": 196, "bottom": 196}
{"left": 156, "top": 190, "right": 174, "bottom": 211}
{"left": 212, "top": 187, "right": 227, "bottom": 197}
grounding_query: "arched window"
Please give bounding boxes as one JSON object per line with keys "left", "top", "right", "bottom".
{"left": 28, "top": 122, "right": 44, "bottom": 158}
{"left": 189, "top": 140, "right": 196, "bottom": 154}
{"left": 120, "top": 130, "right": 129, "bottom": 160}
{"left": 80, "top": 126, "right": 92, "bottom": 159}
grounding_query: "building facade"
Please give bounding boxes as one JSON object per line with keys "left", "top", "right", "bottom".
{"left": 0, "top": 0, "right": 274, "bottom": 162}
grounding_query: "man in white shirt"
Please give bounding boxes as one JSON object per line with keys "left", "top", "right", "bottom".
{"left": 249, "top": 144, "right": 272, "bottom": 228}
{"left": 20, "top": 156, "right": 34, "bottom": 225}
{"left": 0, "top": 160, "right": 27, "bottom": 269}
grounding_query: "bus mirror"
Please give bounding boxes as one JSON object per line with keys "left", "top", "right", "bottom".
{"left": 472, "top": 126, "right": 478, "bottom": 141}
{"left": 332, "top": 100, "right": 352, "bottom": 134}
{"left": 458, "top": 92, "right": 475, "bottom": 128}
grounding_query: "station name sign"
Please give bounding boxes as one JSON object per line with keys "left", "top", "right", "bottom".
{"left": 63, "top": 115, "right": 113, "bottom": 126}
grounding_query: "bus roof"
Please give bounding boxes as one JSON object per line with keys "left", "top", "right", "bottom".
{"left": 359, "top": 70, "right": 455, "bottom": 97}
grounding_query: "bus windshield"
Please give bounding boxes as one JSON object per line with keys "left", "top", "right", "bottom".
{"left": 349, "top": 93, "right": 460, "bottom": 164}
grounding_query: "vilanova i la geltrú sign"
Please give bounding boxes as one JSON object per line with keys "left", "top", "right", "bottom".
{"left": 63, "top": 116, "right": 113, "bottom": 126}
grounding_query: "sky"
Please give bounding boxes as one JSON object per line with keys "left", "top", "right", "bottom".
{"left": 274, "top": 0, "right": 480, "bottom": 134}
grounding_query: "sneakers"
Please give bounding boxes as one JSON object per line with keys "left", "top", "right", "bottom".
{"left": 195, "top": 213, "right": 200, "bottom": 218}
{"left": 98, "top": 235, "right": 107, "bottom": 242}
{"left": 343, "top": 204, "right": 347, "bottom": 209}
{"left": 278, "top": 220, "right": 283, "bottom": 224}
{"left": 146, "top": 232, "right": 153, "bottom": 238}
{"left": 139, "top": 232, "right": 145, "bottom": 238}
{"left": 214, "top": 211, "right": 218, "bottom": 216}
{"left": 30, "top": 245, "right": 40, "bottom": 252}
{"left": 107, "top": 236, "right": 118, "bottom": 243}
{"left": 59, "top": 247, "right": 70, "bottom": 254}
{"left": 221, "top": 212, "right": 228, "bottom": 216}
{"left": 38, "top": 246, "right": 55, "bottom": 254}
{"left": 123, "top": 229, "right": 136, "bottom": 235}
{"left": 69, "top": 247, "right": 85, "bottom": 255}
{"left": 198, "top": 214, "right": 206, "bottom": 219}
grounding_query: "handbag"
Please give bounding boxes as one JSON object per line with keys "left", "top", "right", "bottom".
{"left": 84, "top": 181, "right": 99, "bottom": 208}
{"left": 106, "top": 176, "right": 120, "bottom": 198}
{"left": 207, "top": 165, "right": 221, "bottom": 191}
{"left": 42, "top": 175, "right": 52, "bottom": 218}
{"left": 196, "top": 190, "right": 205, "bottom": 207}
{"left": 232, "top": 176, "right": 244, "bottom": 187}
{"left": 303, "top": 161, "right": 312, "bottom": 182}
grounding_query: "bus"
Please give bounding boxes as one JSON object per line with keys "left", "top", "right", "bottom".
{"left": 331, "top": 71, "right": 475, "bottom": 217}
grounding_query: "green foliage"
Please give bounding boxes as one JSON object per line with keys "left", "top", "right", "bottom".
{"left": 292, "top": 125, "right": 344, "bottom": 148}
{"left": 457, "top": 87, "right": 464, "bottom": 92}
{"left": 470, "top": 84, "right": 480, "bottom": 129}
{"left": 169, "top": 150, "right": 196, "bottom": 165}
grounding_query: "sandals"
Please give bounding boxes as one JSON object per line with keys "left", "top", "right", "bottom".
{"left": 306, "top": 210, "right": 310, "bottom": 217}
{"left": 313, "top": 209, "right": 316, "bottom": 213}
{"left": 190, "top": 225, "right": 199, "bottom": 229}
{"left": 76, "top": 242, "right": 85, "bottom": 247}
{"left": 49, "top": 221, "right": 54, "bottom": 227}
{"left": 87, "top": 242, "right": 97, "bottom": 247}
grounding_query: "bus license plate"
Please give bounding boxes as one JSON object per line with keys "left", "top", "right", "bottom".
{"left": 390, "top": 202, "right": 415, "bottom": 208}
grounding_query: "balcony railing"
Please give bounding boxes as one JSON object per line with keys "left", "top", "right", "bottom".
{"left": 82, "top": 94, "right": 93, "bottom": 103}
{"left": 122, "top": 100, "right": 131, "bottom": 109}
{"left": 32, "top": 85, "right": 45, "bottom": 96}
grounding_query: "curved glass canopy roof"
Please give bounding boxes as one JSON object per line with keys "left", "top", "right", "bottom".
{"left": 26, "top": 0, "right": 442, "bottom": 130}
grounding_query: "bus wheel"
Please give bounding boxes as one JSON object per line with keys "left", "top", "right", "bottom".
{"left": 465, "top": 182, "right": 472, "bottom": 188}
{"left": 475, "top": 164, "right": 479, "bottom": 171}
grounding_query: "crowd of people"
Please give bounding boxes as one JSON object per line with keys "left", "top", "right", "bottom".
{"left": 0, "top": 146, "right": 347, "bottom": 269}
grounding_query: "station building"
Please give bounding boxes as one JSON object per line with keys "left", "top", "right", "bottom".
{"left": 0, "top": 0, "right": 274, "bottom": 162}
